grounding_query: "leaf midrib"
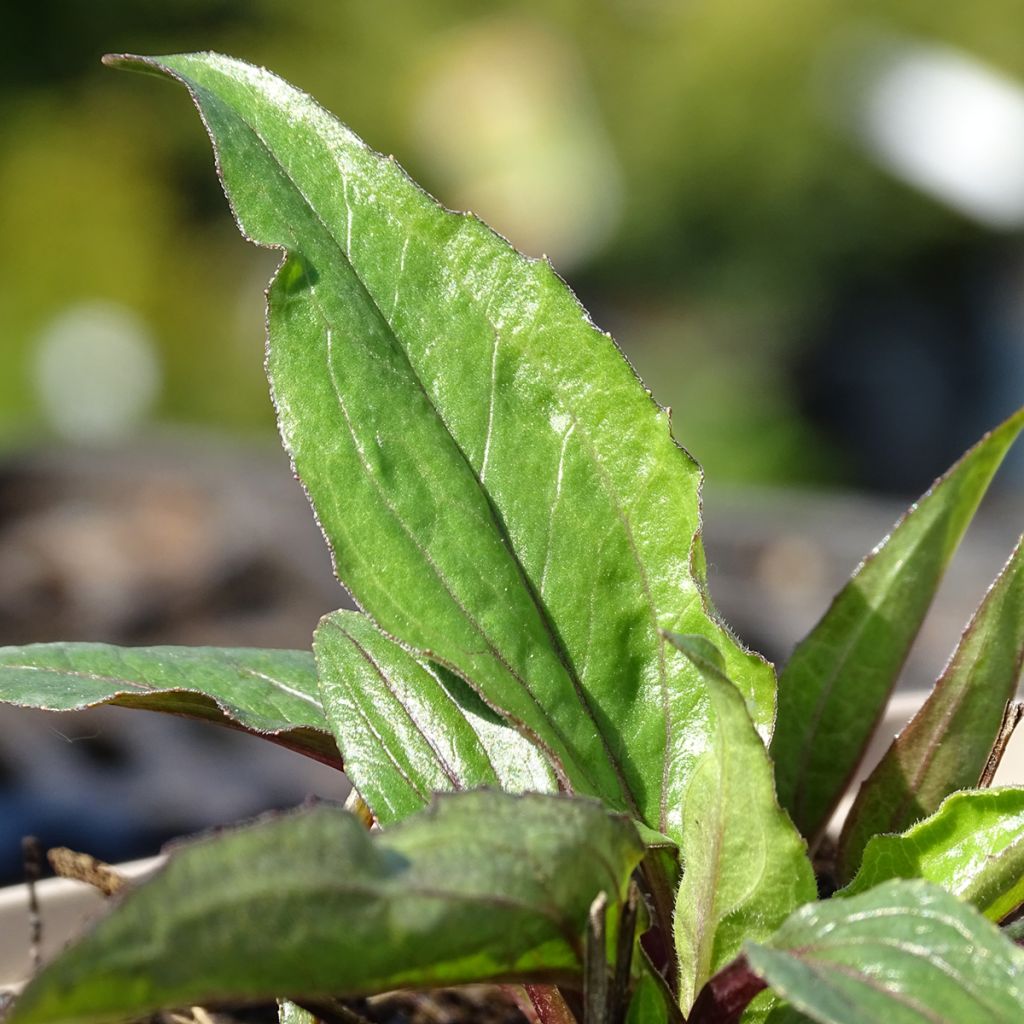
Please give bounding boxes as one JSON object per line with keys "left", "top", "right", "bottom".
{"left": 197, "top": 75, "right": 644, "bottom": 816}
{"left": 2, "top": 658, "right": 322, "bottom": 718}
{"left": 330, "top": 622, "right": 463, "bottom": 790}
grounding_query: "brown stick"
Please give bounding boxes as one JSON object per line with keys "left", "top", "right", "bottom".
{"left": 47, "top": 848, "right": 127, "bottom": 898}
{"left": 978, "top": 701, "right": 1024, "bottom": 788}
{"left": 21, "top": 836, "right": 43, "bottom": 974}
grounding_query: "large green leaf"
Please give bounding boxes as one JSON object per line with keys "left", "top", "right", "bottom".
{"left": 10, "top": 792, "right": 644, "bottom": 1024}
{"left": 314, "top": 610, "right": 555, "bottom": 824}
{"left": 666, "top": 634, "right": 816, "bottom": 1014}
{"left": 772, "top": 408, "right": 1024, "bottom": 844}
{"left": 745, "top": 879, "right": 1024, "bottom": 1023}
{"left": 0, "top": 642, "right": 338, "bottom": 766}
{"left": 837, "top": 537, "right": 1024, "bottom": 880}
{"left": 839, "top": 788, "right": 1024, "bottom": 921}
{"left": 106, "top": 51, "right": 774, "bottom": 843}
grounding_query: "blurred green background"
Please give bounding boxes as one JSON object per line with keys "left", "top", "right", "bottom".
{"left": 4, "top": 0, "right": 1024, "bottom": 493}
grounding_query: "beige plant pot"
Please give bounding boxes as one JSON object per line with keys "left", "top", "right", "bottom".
{"left": 0, "top": 856, "right": 161, "bottom": 995}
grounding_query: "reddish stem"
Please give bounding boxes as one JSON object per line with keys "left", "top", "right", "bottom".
{"left": 505, "top": 984, "right": 579, "bottom": 1024}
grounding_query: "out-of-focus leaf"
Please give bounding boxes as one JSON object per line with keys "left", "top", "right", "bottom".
{"left": 745, "top": 880, "right": 1024, "bottom": 1023}
{"left": 839, "top": 788, "right": 1024, "bottom": 921}
{"left": 838, "top": 537, "right": 1024, "bottom": 879}
{"left": 623, "top": 948, "right": 681, "bottom": 1024}
{"left": 666, "top": 634, "right": 816, "bottom": 1014}
{"left": 10, "top": 792, "right": 644, "bottom": 1024}
{"left": 772, "top": 408, "right": 1024, "bottom": 845}
{"left": 106, "top": 51, "right": 774, "bottom": 845}
{"left": 0, "top": 642, "right": 338, "bottom": 766}
{"left": 634, "top": 821, "right": 682, "bottom": 902}
{"left": 276, "top": 1002, "right": 314, "bottom": 1024}
{"left": 314, "top": 610, "right": 555, "bottom": 824}
{"left": 625, "top": 973, "right": 671, "bottom": 1024}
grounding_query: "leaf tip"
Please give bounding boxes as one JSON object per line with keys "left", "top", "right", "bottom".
{"left": 101, "top": 52, "right": 147, "bottom": 70}
{"left": 662, "top": 631, "right": 726, "bottom": 675}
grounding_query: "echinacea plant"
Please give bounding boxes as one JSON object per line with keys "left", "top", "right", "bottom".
{"left": 2, "top": 52, "right": 1023, "bottom": 1024}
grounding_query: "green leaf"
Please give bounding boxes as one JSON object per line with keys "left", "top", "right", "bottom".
{"left": 314, "top": 610, "right": 555, "bottom": 824}
{"left": 634, "top": 821, "right": 682, "bottom": 899}
{"left": 10, "top": 792, "right": 644, "bottom": 1024}
{"left": 105, "top": 51, "right": 774, "bottom": 843}
{"left": 745, "top": 880, "right": 1024, "bottom": 1024}
{"left": 839, "top": 788, "right": 1024, "bottom": 921}
{"left": 626, "top": 971, "right": 676, "bottom": 1024}
{"left": 772, "top": 408, "right": 1024, "bottom": 844}
{"left": 666, "top": 634, "right": 816, "bottom": 1014}
{"left": 837, "top": 537, "right": 1024, "bottom": 879}
{"left": 0, "top": 642, "right": 338, "bottom": 766}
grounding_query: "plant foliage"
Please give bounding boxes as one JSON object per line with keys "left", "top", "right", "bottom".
{"left": 0, "top": 51, "right": 1022, "bottom": 1024}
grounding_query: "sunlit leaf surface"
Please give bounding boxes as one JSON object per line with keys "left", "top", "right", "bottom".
{"left": 838, "top": 537, "right": 1024, "bottom": 879}
{"left": 772, "top": 408, "right": 1024, "bottom": 844}
{"left": 106, "top": 51, "right": 775, "bottom": 846}
{"left": 314, "top": 610, "right": 554, "bottom": 823}
{"left": 746, "top": 880, "right": 1024, "bottom": 1023}
{"left": 666, "top": 634, "right": 815, "bottom": 1013}
{"left": 840, "top": 788, "right": 1024, "bottom": 921}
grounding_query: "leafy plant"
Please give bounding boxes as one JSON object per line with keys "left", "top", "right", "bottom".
{"left": 2, "top": 51, "right": 1023, "bottom": 1024}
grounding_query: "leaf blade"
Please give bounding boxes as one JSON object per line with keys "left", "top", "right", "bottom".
{"left": 110, "top": 50, "right": 775, "bottom": 842}
{"left": 0, "top": 642, "right": 338, "bottom": 766}
{"left": 746, "top": 880, "right": 1024, "bottom": 1024}
{"left": 839, "top": 788, "right": 1024, "bottom": 921}
{"left": 837, "top": 537, "right": 1024, "bottom": 880}
{"left": 10, "top": 792, "right": 645, "bottom": 1024}
{"left": 666, "top": 634, "right": 817, "bottom": 1014}
{"left": 314, "top": 610, "right": 556, "bottom": 824}
{"left": 772, "top": 408, "right": 1024, "bottom": 844}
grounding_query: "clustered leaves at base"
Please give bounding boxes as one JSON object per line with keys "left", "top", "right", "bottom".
{"left": 1, "top": 51, "right": 1023, "bottom": 1024}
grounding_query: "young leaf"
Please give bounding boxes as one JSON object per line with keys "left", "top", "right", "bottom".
{"left": 839, "top": 788, "right": 1024, "bottom": 921}
{"left": 772, "top": 407, "right": 1024, "bottom": 844}
{"left": 10, "top": 792, "right": 644, "bottom": 1024}
{"left": 837, "top": 537, "right": 1024, "bottom": 880}
{"left": 105, "top": 51, "right": 774, "bottom": 843}
{"left": 745, "top": 880, "right": 1024, "bottom": 1023}
{"left": 314, "top": 610, "right": 555, "bottom": 824}
{"left": 665, "top": 634, "right": 816, "bottom": 1014}
{"left": 0, "top": 642, "right": 338, "bottom": 766}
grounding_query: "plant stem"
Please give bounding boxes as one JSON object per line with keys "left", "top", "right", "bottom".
{"left": 687, "top": 956, "right": 766, "bottom": 1024}
{"left": 610, "top": 882, "right": 639, "bottom": 1024}
{"left": 508, "top": 985, "right": 580, "bottom": 1024}
{"left": 585, "top": 893, "right": 609, "bottom": 1024}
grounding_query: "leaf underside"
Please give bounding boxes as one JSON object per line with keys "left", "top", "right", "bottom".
{"left": 0, "top": 642, "right": 339, "bottom": 766}
{"left": 837, "top": 536, "right": 1024, "bottom": 880}
{"left": 666, "top": 634, "right": 816, "bottom": 1014}
{"left": 106, "top": 50, "right": 775, "bottom": 846}
{"left": 746, "top": 879, "right": 1024, "bottom": 1024}
{"left": 314, "top": 610, "right": 555, "bottom": 824}
{"left": 772, "top": 407, "right": 1024, "bottom": 845}
{"left": 10, "top": 792, "right": 645, "bottom": 1024}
